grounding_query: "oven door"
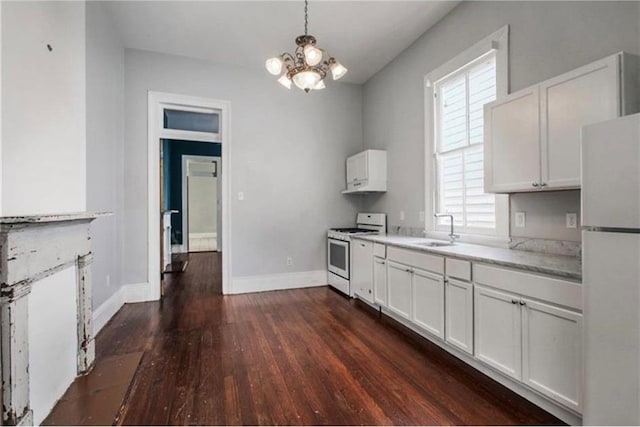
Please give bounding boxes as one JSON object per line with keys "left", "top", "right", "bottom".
{"left": 327, "top": 238, "right": 350, "bottom": 280}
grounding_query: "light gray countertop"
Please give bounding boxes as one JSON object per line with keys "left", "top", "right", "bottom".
{"left": 352, "top": 234, "right": 582, "bottom": 281}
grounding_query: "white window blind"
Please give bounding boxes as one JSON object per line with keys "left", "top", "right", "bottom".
{"left": 435, "top": 53, "right": 497, "bottom": 232}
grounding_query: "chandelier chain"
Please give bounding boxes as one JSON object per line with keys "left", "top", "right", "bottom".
{"left": 304, "top": 0, "right": 308, "bottom": 35}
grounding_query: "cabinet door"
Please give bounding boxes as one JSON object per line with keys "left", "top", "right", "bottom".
{"left": 522, "top": 298, "right": 583, "bottom": 413}
{"left": 346, "top": 152, "right": 368, "bottom": 183}
{"left": 387, "top": 261, "right": 412, "bottom": 319}
{"left": 541, "top": 55, "right": 619, "bottom": 189}
{"left": 373, "top": 257, "right": 387, "bottom": 306}
{"left": 484, "top": 87, "right": 541, "bottom": 193}
{"left": 445, "top": 278, "right": 473, "bottom": 354}
{"left": 474, "top": 285, "right": 522, "bottom": 380}
{"left": 412, "top": 268, "right": 445, "bottom": 339}
{"left": 351, "top": 240, "right": 374, "bottom": 302}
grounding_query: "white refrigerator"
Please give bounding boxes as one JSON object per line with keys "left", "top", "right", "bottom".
{"left": 582, "top": 113, "right": 640, "bottom": 425}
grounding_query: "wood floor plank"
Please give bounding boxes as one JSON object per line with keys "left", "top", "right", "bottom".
{"left": 87, "top": 252, "right": 563, "bottom": 426}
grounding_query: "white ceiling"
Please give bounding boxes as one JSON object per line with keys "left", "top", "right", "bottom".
{"left": 103, "top": 1, "right": 460, "bottom": 84}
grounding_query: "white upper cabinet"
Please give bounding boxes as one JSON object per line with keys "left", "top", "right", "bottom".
{"left": 484, "top": 52, "right": 639, "bottom": 193}
{"left": 484, "top": 87, "right": 541, "bottom": 192}
{"left": 343, "top": 149, "right": 387, "bottom": 194}
{"left": 540, "top": 56, "right": 619, "bottom": 189}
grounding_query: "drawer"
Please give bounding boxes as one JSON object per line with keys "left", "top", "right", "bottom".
{"left": 473, "top": 263, "right": 582, "bottom": 311}
{"left": 387, "top": 246, "right": 444, "bottom": 275}
{"left": 373, "top": 243, "right": 386, "bottom": 258}
{"left": 446, "top": 258, "right": 471, "bottom": 281}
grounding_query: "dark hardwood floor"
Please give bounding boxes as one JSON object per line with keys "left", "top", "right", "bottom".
{"left": 90, "top": 252, "right": 562, "bottom": 425}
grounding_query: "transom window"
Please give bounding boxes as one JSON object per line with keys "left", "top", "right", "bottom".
{"left": 434, "top": 52, "right": 497, "bottom": 233}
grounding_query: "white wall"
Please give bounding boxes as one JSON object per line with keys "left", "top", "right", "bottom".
{"left": 1, "top": 1, "right": 86, "bottom": 215}
{"left": 86, "top": 2, "right": 125, "bottom": 309}
{"left": 124, "top": 49, "right": 363, "bottom": 286}
{"left": 362, "top": 1, "right": 640, "bottom": 240}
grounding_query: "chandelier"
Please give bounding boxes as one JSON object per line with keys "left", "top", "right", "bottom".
{"left": 265, "top": 0, "right": 348, "bottom": 92}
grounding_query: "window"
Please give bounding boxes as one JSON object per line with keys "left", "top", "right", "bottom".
{"left": 425, "top": 26, "right": 509, "bottom": 240}
{"left": 434, "top": 53, "right": 497, "bottom": 233}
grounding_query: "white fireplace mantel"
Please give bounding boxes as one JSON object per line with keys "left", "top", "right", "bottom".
{"left": 0, "top": 212, "right": 108, "bottom": 426}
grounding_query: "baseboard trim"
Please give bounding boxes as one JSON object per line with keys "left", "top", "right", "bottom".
{"left": 230, "top": 270, "right": 327, "bottom": 294}
{"left": 93, "top": 287, "right": 125, "bottom": 335}
{"left": 124, "top": 282, "right": 154, "bottom": 303}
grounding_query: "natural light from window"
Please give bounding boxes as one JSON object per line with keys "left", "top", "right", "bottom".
{"left": 434, "top": 52, "right": 497, "bottom": 234}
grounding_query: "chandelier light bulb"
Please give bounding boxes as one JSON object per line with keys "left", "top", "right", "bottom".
{"left": 265, "top": 57, "right": 283, "bottom": 75}
{"left": 303, "top": 44, "right": 323, "bottom": 66}
{"left": 277, "top": 74, "right": 292, "bottom": 89}
{"left": 329, "top": 60, "right": 348, "bottom": 80}
{"left": 292, "top": 70, "right": 322, "bottom": 92}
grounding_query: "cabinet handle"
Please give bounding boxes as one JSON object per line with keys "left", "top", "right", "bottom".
{"left": 532, "top": 182, "right": 539, "bottom": 187}
{"left": 511, "top": 299, "right": 518, "bottom": 304}
{"left": 519, "top": 300, "right": 526, "bottom": 306}
{"left": 353, "top": 182, "right": 362, "bottom": 187}
{"left": 406, "top": 269, "right": 412, "bottom": 273}
{"left": 540, "top": 182, "right": 547, "bottom": 187}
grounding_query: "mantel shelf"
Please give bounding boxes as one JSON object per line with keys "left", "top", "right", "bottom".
{"left": 0, "top": 212, "right": 111, "bottom": 225}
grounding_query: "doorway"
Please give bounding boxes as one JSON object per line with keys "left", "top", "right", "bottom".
{"left": 149, "top": 92, "right": 231, "bottom": 300}
{"left": 183, "top": 156, "right": 222, "bottom": 253}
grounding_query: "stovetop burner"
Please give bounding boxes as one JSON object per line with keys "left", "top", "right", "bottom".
{"left": 330, "top": 227, "right": 376, "bottom": 233}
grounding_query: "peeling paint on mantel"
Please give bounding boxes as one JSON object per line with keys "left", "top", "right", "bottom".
{"left": 0, "top": 212, "right": 109, "bottom": 426}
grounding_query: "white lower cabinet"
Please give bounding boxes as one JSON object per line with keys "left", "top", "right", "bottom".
{"left": 412, "top": 268, "right": 445, "bottom": 338}
{"left": 474, "top": 284, "right": 583, "bottom": 413}
{"left": 373, "top": 257, "right": 387, "bottom": 306}
{"left": 387, "top": 261, "right": 412, "bottom": 319}
{"left": 474, "top": 285, "right": 523, "bottom": 380}
{"left": 521, "top": 298, "right": 582, "bottom": 413}
{"left": 445, "top": 278, "right": 473, "bottom": 354}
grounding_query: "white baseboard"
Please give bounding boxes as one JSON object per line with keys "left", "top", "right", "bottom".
{"left": 93, "top": 287, "right": 125, "bottom": 335}
{"left": 124, "top": 282, "right": 154, "bottom": 303}
{"left": 230, "top": 270, "right": 327, "bottom": 294}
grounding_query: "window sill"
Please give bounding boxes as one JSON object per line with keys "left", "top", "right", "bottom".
{"left": 424, "top": 230, "right": 511, "bottom": 248}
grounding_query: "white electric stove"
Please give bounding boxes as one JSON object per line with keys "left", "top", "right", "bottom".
{"left": 327, "top": 213, "right": 386, "bottom": 296}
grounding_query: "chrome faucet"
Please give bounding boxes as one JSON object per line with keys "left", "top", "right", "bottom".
{"left": 434, "top": 213, "right": 460, "bottom": 244}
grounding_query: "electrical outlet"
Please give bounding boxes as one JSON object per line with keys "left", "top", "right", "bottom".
{"left": 238, "top": 191, "right": 244, "bottom": 201}
{"left": 566, "top": 213, "right": 578, "bottom": 229}
{"left": 419, "top": 211, "right": 425, "bottom": 222}
{"left": 515, "top": 212, "right": 526, "bottom": 228}
{"left": 286, "top": 257, "right": 293, "bottom": 266}
{"left": 400, "top": 211, "right": 405, "bottom": 221}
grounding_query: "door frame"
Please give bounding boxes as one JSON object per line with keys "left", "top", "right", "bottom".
{"left": 181, "top": 155, "right": 221, "bottom": 253}
{"left": 148, "top": 91, "right": 231, "bottom": 297}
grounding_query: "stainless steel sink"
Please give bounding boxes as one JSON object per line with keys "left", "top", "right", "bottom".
{"left": 413, "top": 241, "right": 454, "bottom": 247}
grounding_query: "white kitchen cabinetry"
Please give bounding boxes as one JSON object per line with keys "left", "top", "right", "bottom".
{"left": 445, "top": 278, "right": 473, "bottom": 354}
{"left": 386, "top": 261, "right": 412, "bottom": 319}
{"left": 351, "top": 239, "right": 374, "bottom": 303}
{"left": 484, "top": 87, "right": 541, "bottom": 193}
{"left": 475, "top": 281, "right": 583, "bottom": 413}
{"left": 373, "top": 256, "right": 387, "bottom": 306}
{"left": 412, "top": 268, "right": 445, "bottom": 339}
{"left": 485, "top": 52, "right": 639, "bottom": 193}
{"left": 521, "top": 298, "right": 582, "bottom": 412}
{"left": 343, "top": 150, "right": 387, "bottom": 193}
{"left": 474, "top": 285, "right": 523, "bottom": 380}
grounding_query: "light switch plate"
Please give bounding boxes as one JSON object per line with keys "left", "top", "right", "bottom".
{"left": 515, "top": 212, "right": 526, "bottom": 228}
{"left": 238, "top": 191, "right": 244, "bottom": 201}
{"left": 566, "top": 213, "right": 578, "bottom": 228}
